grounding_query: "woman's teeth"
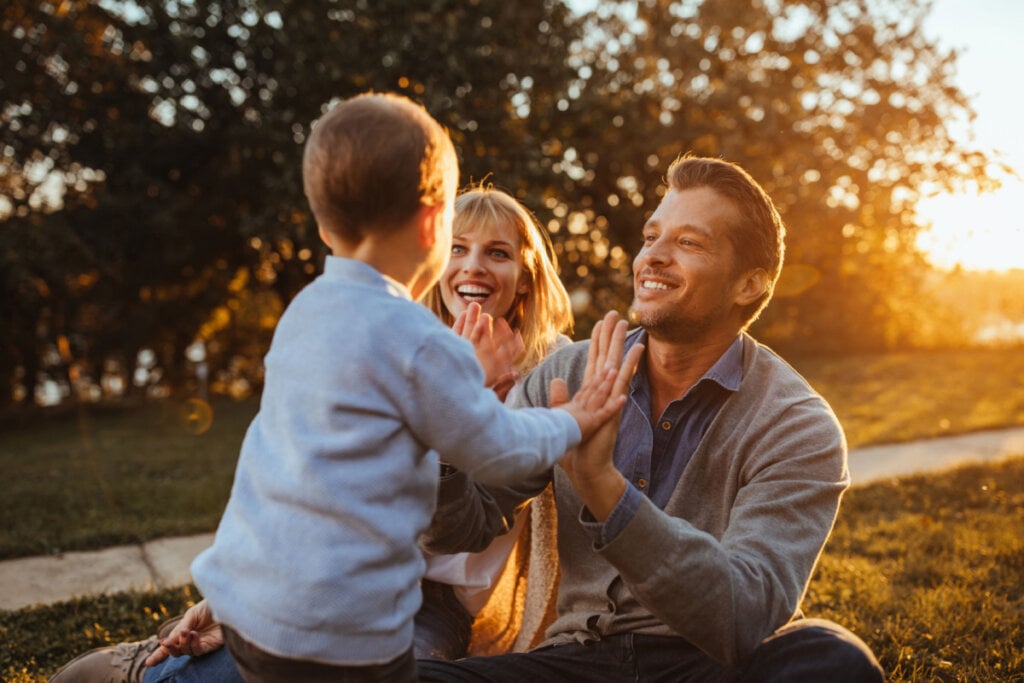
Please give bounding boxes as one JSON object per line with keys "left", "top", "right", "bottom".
{"left": 457, "top": 284, "right": 492, "bottom": 301}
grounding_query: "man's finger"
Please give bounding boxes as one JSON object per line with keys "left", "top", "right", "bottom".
{"left": 582, "top": 319, "right": 604, "bottom": 384}
{"left": 614, "top": 343, "right": 644, "bottom": 396}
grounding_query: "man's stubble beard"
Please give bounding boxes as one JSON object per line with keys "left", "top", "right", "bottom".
{"left": 629, "top": 297, "right": 724, "bottom": 345}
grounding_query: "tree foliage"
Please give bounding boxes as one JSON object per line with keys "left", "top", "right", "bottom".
{"left": 0, "top": 0, "right": 998, "bottom": 410}
{"left": 544, "top": 0, "right": 999, "bottom": 351}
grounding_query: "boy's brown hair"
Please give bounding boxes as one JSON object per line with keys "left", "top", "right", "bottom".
{"left": 303, "top": 92, "right": 458, "bottom": 244}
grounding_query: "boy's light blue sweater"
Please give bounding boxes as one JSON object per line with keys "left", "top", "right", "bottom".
{"left": 191, "top": 256, "right": 580, "bottom": 665}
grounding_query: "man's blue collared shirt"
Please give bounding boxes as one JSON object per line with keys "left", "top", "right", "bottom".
{"left": 581, "top": 332, "right": 744, "bottom": 546}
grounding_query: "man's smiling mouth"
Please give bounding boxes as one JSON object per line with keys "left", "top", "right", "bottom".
{"left": 641, "top": 280, "right": 673, "bottom": 291}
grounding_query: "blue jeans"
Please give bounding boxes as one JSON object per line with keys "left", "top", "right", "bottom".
{"left": 143, "top": 581, "right": 473, "bottom": 682}
{"left": 418, "top": 618, "right": 885, "bottom": 682}
{"left": 143, "top": 646, "right": 243, "bottom": 683}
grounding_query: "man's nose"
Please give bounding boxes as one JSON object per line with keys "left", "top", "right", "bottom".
{"left": 635, "top": 239, "right": 668, "bottom": 269}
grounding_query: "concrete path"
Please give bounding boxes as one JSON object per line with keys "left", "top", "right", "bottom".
{"left": 846, "top": 425, "right": 1024, "bottom": 485}
{"left": 3, "top": 426, "right": 1024, "bottom": 613}
{"left": 0, "top": 533, "right": 215, "bottom": 612}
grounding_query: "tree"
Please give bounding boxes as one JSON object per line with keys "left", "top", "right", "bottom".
{"left": 0, "top": 0, "right": 589, "bottom": 408}
{"left": 545, "top": 0, "right": 1000, "bottom": 351}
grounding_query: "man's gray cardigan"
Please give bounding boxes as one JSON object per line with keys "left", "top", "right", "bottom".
{"left": 426, "top": 332, "right": 849, "bottom": 667}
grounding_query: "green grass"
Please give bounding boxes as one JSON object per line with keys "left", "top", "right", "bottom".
{"left": 1, "top": 585, "right": 199, "bottom": 682}
{"left": 793, "top": 346, "right": 1024, "bottom": 447}
{"left": 0, "top": 397, "right": 257, "bottom": 560}
{"left": 805, "top": 457, "right": 1024, "bottom": 682}
{"left": 4, "top": 458, "right": 1023, "bottom": 681}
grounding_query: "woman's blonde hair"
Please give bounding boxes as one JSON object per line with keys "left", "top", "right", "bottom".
{"left": 424, "top": 184, "right": 573, "bottom": 374}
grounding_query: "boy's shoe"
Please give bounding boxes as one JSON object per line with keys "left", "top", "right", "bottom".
{"left": 48, "top": 635, "right": 161, "bottom": 683}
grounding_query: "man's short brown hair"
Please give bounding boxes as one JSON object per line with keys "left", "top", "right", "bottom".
{"left": 302, "top": 92, "right": 457, "bottom": 244}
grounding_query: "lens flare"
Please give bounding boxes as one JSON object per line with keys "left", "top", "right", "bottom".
{"left": 180, "top": 398, "right": 214, "bottom": 435}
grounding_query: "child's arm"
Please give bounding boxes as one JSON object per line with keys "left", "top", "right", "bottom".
{"left": 556, "top": 311, "right": 644, "bottom": 441}
{"left": 408, "top": 310, "right": 639, "bottom": 487}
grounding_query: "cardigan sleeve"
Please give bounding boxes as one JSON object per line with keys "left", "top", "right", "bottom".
{"left": 594, "top": 393, "right": 848, "bottom": 666}
{"left": 421, "top": 467, "right": 549, "bottom": 554}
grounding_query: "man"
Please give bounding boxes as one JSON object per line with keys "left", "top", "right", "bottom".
{"left": 419, "top": 155, "right": 885, "bottom": 681}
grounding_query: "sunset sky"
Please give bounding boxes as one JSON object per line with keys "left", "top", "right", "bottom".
{"left": 914, "top": 0, "right": 1024, "bottom": 271}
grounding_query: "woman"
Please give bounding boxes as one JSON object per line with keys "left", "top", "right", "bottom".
{"left": 50, "top": 185, "right": 574, "bottom": 682}
{"left": 419, "top": 185, "right": 573, "bottom": 658}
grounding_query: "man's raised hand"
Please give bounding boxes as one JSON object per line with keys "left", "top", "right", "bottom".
{"left": 557, "top": 310, "right": 643, "bottom": 441}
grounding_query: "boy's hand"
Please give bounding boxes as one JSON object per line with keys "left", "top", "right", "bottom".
{"left": 556, "top": 310, "right": 643, "bottom": 441}
{"left": 145, "top": 599, "right": 224, "bottom": 666}
{"left": 453, "top": 302, "right": 524, "bottom": 401}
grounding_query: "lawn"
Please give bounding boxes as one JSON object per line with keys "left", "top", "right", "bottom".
{"left": 0, "top": 397, "right": 257, "bottom": 560}
{"left": 792, "top": 346, "right": 1024, "bottom": 446}
{"left": 805, "top": 457, "right": 1024, "bottom": 681}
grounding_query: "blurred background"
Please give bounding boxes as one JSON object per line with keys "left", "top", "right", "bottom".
{"left": 2, "top": 0, "right": 1022, "bottom": 415}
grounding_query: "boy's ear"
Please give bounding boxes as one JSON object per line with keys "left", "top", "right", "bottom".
{"left": 734, "top": 268, "right": 769, "bottom": 306}
{"left": 416, "top": 204, "right": 444, "bottom": 249}
{"left": 318, "top": 226, "right": 334, "bottom": 251}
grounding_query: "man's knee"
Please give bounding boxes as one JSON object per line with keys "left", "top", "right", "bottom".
{"left": 742, "top": 618, "right": 885, "bottom": 682}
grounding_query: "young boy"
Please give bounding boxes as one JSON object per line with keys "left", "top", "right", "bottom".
{"left": 186, "top": 93, "right": 639, "bottom": 682}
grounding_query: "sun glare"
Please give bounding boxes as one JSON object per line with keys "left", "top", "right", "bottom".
{"left": 915, "top": 178, "right": 1024, "bottom": 272}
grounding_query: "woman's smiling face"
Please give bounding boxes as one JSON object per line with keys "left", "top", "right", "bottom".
{"left": 440, "top": 219, "right": 529, "bottom": 321}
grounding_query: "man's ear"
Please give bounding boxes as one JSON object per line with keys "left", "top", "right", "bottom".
{"left": 417, "top": 204, "right": 444, "bottom": 250}
{"left": 734, "top": 268, "right": 769, "bottom": 307}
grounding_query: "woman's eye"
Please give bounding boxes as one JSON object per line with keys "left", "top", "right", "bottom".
{"left": 489, "top": 249, "right": 511, "bottom": 259}
{"left": 451, "top": 245, "right": 466, "bottom": 255}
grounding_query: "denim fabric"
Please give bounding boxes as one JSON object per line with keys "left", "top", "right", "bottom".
{"left": 417, "top": 618, "right": 884, "bottom": 683}
{"left": 595, "top": 333, "right": 741, "bottom": 545}
{"left": 413, "top": 580, "right": 473, "bottom": 660}
{"left": 142, "top": 646, "right": 243, "bottom": 683}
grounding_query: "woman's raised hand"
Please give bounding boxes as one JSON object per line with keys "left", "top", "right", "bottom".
{"left": 453, "top": 302, "right": 524, "bottom": 401}
{"left": 145, "top": 599, "right": 224, "bottom": 667}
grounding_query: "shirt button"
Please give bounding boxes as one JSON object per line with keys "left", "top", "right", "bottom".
{"left": 660, "top": 420, "right": 671, "bottom": 430}
{"left": 637, "top": 478, "right": 647, "bottom": 489}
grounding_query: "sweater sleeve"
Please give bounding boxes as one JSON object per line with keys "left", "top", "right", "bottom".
{"left": 400, "top": 328, "right": 580, "bottom": 487}
{"left": 594, "top": 394, "right": 848, "bottom": 666}
{"left": 418, "top": 339, "right": 583, "bottom": 555}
